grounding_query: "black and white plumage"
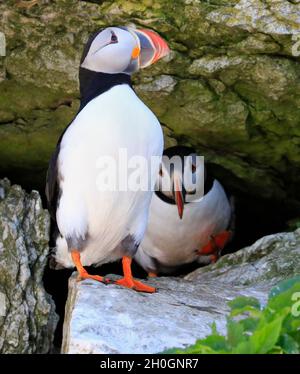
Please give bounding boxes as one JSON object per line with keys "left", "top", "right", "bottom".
{"left": 134, "top": 146, "right": 233, "bottom": 275}
{"left": 46, "top": 26, "right": 169, "bottom": 275}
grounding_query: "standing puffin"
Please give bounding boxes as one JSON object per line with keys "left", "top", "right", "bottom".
{"left": 46, "top": 26, "right": 169, "bottom": 293}
{"left": 134, "top": 146, "right": 233, "bottom": 276}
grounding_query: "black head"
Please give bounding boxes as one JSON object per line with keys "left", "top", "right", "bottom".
{"left": 156, "top": 146, "right": 212, "bottom": 219}
{"left": 78, "top": 26, "right": 170, "bottom": 110}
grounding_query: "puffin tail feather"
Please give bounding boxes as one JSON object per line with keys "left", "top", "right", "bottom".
{"left": 49, "top": 235, "right": 72, "bottom": 269}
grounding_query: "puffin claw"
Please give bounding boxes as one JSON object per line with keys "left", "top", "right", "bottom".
{"left": 77, "top": 272, "right": 106, "bottom": 284}
{"left": 103, "top": 277, "right": 114, "bottom": 285}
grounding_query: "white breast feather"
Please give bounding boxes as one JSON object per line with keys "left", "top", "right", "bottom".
{"left": 55, "top": 85, "right": 163, "bottom": 267}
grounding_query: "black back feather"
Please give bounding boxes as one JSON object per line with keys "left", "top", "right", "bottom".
{"left": 45, "top": 145, "right": 61, "bottom": 220}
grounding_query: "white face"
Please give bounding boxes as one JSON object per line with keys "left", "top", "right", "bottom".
{"left": 157, "top": 160, "right": 173, "bottom": 199}
{"left": 183, "top": 152, "right": 204, "bottom": 194}
{"left": 81, "top": 27, "right": 137, "bottom": 74}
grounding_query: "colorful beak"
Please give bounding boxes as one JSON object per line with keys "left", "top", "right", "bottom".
{"left": 174, "top": 178, "right": 184, "bottom": 220}
{"left": 133, "top": 28, "right": 170, "bottom": 68}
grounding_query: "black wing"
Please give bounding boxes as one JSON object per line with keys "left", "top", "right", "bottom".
{"left": 46, "top": 117, "right": 73, "bottom": 221}
{"left": 45, "top": 143, "right": 61, "bottom": 221}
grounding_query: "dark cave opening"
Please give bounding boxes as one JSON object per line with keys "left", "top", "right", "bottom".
{"left": 1, "top": 167, "right": 298, "bottom": 351}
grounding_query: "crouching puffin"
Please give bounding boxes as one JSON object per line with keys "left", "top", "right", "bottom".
{"left": 46, "top": 26, "right": 170, "bottom": 293}
{"left": 134, "top": 146, "right": 233, "bottom": 276}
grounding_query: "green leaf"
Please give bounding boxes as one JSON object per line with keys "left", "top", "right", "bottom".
{"left": 239, "top": 316, "right": 260, "bottom": 333}
{"left": 229, "top": 296, "right": 262, "bottom": 319}
{"left": 164, "top": 341, "right": 219, "bottom": 354}
{"left": 211, "top": 321, "right": 218, "bottom": 334}
{"left": 232, "top": 316, "right": 283, "bottom": 354}
{"left": 233, "top": 340, "right": 256, "bottom": 354}
{"left": 267, "top": 283, "right": 300, "bottom": 324}
{"left": 227, "top": 319, "right": 246, "bottom": 347}
{"left": 198, "top": 334, "right": 229, "bottom": 352}
{"left": 229, "top": 296, "right": 261, "bottom": 311}
{"left": 248, "top": 315, "right": 284, "bottom": 354}
{"left": 230, "top": 305, "right": 262, "bottom": 318}
{"left": 269, "top": 276, "right": 300, "bottom": 299}
{"left": 269, "top": 345, "right": 284, "bottom": 354}
{"left": 278, "top": 334, "right": 300, "bottom": 354}
{"left": 183, "top": 344, "right": 218, "bottom": 354}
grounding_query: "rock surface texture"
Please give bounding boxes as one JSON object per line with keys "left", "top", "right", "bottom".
{"left": 62, "top": 229, "right": 300, "bottom": 354}
{"left": 0, "top": 0, "right": 300, "bottom": 211}
{"left": 0, "top": 179, "right": 57, "bottom": 353}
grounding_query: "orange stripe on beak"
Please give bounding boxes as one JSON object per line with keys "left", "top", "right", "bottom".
{"left": 139, "top": 29, "right": 170, "bottom": 64}
{"left": 174, "top": 179, "right": 184, "bottom": 219}
{"left": 175, "top": 190, "right": 184, "bottom": 219}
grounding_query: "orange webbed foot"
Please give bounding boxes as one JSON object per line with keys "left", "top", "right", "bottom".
{"left": 133, "top": 279, "right": 156, "bottom": 293}
{"left": 115, "top": 277, "right": 156, "bottom": 293}
{"left": 148, "top": 272, "right": 158, "bottom": 278}
{"left": 209, "top": 254, "right": 218, "bottom": 264}
{"left": 115, "top": 256, "right": 156, "bottom": 293}
{"left": 213, "top": 230, "right": 232, "bottom": 250}
{"left": 198, "top": 230, "right": 232, "bottom": 262}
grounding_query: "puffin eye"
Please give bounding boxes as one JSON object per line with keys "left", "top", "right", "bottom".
{"left": 110, "top": 31, "right": 118, "bottom": 43}
{"left": 191, "top": 163, "right": 197, "bottom": 173}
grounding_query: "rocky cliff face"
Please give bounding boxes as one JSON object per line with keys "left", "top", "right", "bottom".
{"left": 0, "top": 0, "right": 300, "bottom": 213}
{"left": 1, "top": 1, "right": 299, "bottom": 353}
{"left": 0, "top": 179, "right": 57, "bottom": 353}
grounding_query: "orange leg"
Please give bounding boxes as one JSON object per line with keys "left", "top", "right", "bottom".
{"left": 148, "top": 272, "right": 158, "bottom": 278}
{"left": 209, "top": 254, "right": 218, "bottom": 263}
{"left": 115, "top": 256, "right": 156, "bottom": 293}
{"left": 71, "top": 250, "right": 109, "bottom": 284}
{"left": 198, "top": 230, "right": 232, "bottom": 262}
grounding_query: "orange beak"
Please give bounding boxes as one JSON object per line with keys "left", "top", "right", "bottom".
{"left": 132, "top": 28, "right": 170, "bottom": 68}
{"left": 174, "top": 178, "right": 184, "bottom": 219}
{"left": 175, "top": 190, "right": 184, "bottom": 219}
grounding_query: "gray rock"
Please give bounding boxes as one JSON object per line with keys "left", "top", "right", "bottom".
{"left": 0, "top": 179, "right": 58, "bottom": 353}
{"left": 62, "top": 275, "right": 267, "bottom": 354}
{"left": 207, "top": 0, "right": 300, "bottom": 35}
{"left": 62, "top": 229, "right": 300, "bottom": 354}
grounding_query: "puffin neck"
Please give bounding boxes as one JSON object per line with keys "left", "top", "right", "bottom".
{"left": 79, "top": 68, "right": 132, "bottom": 111}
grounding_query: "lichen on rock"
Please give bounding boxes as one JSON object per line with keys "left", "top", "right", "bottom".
{"left": 0, "top": 179, "right": 57, "bottom": 353}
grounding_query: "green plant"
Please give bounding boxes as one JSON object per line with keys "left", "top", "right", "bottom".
{"left": 287, "top": 218, "right": 300, "bottom": 231}
{"left": 166, "top": 277, "right": 300, "bottom": 354}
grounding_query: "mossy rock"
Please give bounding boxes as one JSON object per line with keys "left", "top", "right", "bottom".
{"left": 0, "top": 0, "right": 299, "bottom": 210}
